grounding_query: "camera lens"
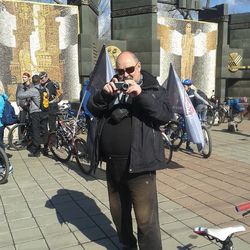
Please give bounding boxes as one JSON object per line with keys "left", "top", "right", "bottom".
{"left": 122, "top": 83, "right": 129, "bottom": 91}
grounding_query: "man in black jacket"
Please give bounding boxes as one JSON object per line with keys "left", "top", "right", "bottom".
{"left": 39, "top": 71, "right": 58, "bottom": 133}
{"left": 87, "top": 51, "right": 172, "bottom": 250}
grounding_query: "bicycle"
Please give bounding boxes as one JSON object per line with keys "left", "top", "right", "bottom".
{"left": 0, "top": 147, "right": 10, "bottom": 184}
{"left": 58, "top": 102, "right": 88, "bottom": 135}
{"left": 165, "top": 114, "right": 212, "bottom": 158}
{"left": 194, "top": 225, "right": 246, "bottom": 250}
{"left": 8, "top": 115, "right": 32, "bottom": 151}
{"left": 48, "top": 113, "right": 91, "bottom": 175}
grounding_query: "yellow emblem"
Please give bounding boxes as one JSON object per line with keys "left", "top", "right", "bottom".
{"left": 107, "top": 45, "right": 122, "bottom": 68}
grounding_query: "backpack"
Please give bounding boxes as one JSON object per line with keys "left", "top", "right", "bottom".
{"left": 53, "top": 81, "right": 63, "bottom": 102}
{"left": 35, "top": 87, "right": 49, "bottom": 112}
{"left": 1, "top": 99, "right": 17, "bottom": 126}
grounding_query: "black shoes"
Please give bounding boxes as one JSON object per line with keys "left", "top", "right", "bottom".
{"left": 41, "top": 146, "right": 49, "bottom": 156}
{"left": 28, "top": 151, "right": 40, "bottom": 157}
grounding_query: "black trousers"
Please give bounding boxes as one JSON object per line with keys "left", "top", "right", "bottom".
{"left": 30, "top": 112, "right": 48, "bottom": 153}
{"left": 106, "top": 158, "right": 162, "bottom": 250}
{"left": 48, "top": 104, "right": 58, "bottom": 132}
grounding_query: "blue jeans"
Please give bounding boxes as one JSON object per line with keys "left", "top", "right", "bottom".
{"left": 106, "top": 159, "right": 162, "bottom": 250}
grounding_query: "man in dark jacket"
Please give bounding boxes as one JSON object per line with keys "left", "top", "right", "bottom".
{"left": 87, "top": 51, "right": 172, "bottom": 250}
{"left": 17, "top": 75, "right": 49, "bottom": 157}
{"left": 39, "top": 71, "right": 58, "bottom": 132}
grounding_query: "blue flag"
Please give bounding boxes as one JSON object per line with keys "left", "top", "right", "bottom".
{"left": 89, "top": 44, "right": 115, "bottom": 90}
{"left": 165, "top": 64, "right": 204, "bottom": 149}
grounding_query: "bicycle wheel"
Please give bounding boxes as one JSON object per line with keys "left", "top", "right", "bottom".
{"left": 0, "top": 147, "right": 10, "bottom": 184}
{"left": 48, "top": 132, "right": 71, "bottom": 162}
{"left": 201, "top": 126, "right": 212, "bottom": 158}
{"left": 8, "top": 123, "right": 31, "bottom": 150}
{"left": 74, "top": 138, "right": 92, "bottom": 175}
{"left": 206, "top": 109, "right": 215, "bottom": 128}
{"left": 162, "top": 133, "right": 173, "bottom": 165}
{"left": 165, "top": 121, "right": 183, "bottom": 151}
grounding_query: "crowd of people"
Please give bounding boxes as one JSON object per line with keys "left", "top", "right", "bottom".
{"left": 15, "top": 71, "right": 59, "bottom": 157}
{"left": 0, "top": 50, "right": 213, "bottom": 249}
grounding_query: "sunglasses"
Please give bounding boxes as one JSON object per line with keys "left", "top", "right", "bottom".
{"left": 116, "top": 62, "right": 139, "bottom": 75}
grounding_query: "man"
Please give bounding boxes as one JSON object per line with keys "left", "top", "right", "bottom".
{"left": 17, "top": 75, "right": 49, "bottom": 157}
{"left": 87, "top": 51, "right": 172, "bottom": 250}
{"left": 39, "top": 71, "right": 58, "bottom": 132}
{"left": 16, "top": 72, "right": 33, "bottom": 123}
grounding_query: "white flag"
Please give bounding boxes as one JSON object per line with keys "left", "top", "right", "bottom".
{"left": 165, "top": 64, "right": 204, "bottom": 149}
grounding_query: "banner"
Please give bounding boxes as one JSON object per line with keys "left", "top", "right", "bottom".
{"left": 166, "top": 64, "right": 204, "bottom": 149}
{"left": 89, "top": 44, "right": 115, "bottom": 90}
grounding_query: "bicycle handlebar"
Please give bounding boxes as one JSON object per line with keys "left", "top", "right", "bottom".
{"left": 235, "top": 201, "right": 250, "bottom": 212}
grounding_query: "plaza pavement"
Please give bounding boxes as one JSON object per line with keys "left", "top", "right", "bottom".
{"left": 0, "top": 119, "right": 250, "bottom": 250}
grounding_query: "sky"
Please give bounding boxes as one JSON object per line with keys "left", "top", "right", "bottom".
{"left": 30, "top": 0, "right": 250, "bottom": 15}
{"left": 207, "top": 0, "right": 250, "bottom": 14}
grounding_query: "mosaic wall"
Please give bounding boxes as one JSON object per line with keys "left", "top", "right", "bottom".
{"left": 158, "top": 17, "right": 218, "bottom": 97}
{"left": 0, "top": 0, "right": 79, "bottom": 101}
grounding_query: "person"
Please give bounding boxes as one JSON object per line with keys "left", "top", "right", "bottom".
{"left": 182, "top": 79, "right": 210, "bottom": 152}
{"left": 39, "top": 71, "right": 58, "bottom": 132}
{"left": 16, "top": 72, "right": 33, "bottom": 123}
{"left": 17, "top": 74, "right": 49, "bottom": 157}
{"left": 0, "top": 80, "right": 13, "bottom": 173}
{"left": 87, "top": 51, "right": 173, "bottom": 250}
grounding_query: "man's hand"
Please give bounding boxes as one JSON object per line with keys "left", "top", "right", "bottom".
{"left": 125, "top": 79, "right": 142, "bottom": 97}
{"left": 103, "top": 77, "right": 120, "bottom": 95}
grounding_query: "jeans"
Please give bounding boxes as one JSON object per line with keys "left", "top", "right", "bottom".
{"left": 106, "top": 159, "right": 162, "bottom": 250}
{"left": 196, "top": 104, "right": 207, "bottom": 121}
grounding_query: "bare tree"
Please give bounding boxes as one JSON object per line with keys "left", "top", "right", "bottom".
{"left": 157, "top": 0, "right": 194, "bottom": 20}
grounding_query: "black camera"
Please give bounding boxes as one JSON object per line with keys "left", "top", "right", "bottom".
{"left": 115, "top": 82, "right": 129, "bottom": 91}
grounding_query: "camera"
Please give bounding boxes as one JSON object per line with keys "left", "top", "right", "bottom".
{"left": 115, "top": 82, "right": 129, "bottom": 91}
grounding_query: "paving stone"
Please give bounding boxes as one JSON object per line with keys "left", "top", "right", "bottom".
{"left": 15, "top": 239, "right": 49, "bottom": 250}
{"left": 73, "top": 226, "right": 107, "bottom": 243}
{"left": 2, "top": 120, "right": 250, "bottom": 249}
{"left": 82, "top": 238, "right": 118, "bottom": 250}
{"left": 8, "top": 217, "right": 37, "bottom": 232}
{"left": 0, "top": 231, "right": 13, "bottom": 248}
{"left": 12, "top": 227, "right": 43, "bottom": 244}
{"left": 45, "top": 232, "right": 79, "bottom": 250}
{"left": 40, "top": 223, "right": 71, "bottom": 237}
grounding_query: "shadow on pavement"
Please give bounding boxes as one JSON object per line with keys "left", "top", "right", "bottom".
{"left": 49, "top": 157, "right": 106, "bottom": 181}
{"left": 45, "top": 189, "right": 117, "bottom": 248}
{"left": 167, "top": 161, "right": 185, "bottom": 169}
{"left": 212, "top": 128, "right": 250, "bottom": 137}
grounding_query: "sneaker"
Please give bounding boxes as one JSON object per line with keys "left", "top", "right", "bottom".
{"left": 186, "top": 146, "right": 194, "bottom": 153}
{"left": 41, "top": 146, "right": 49, "bottom": 156}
